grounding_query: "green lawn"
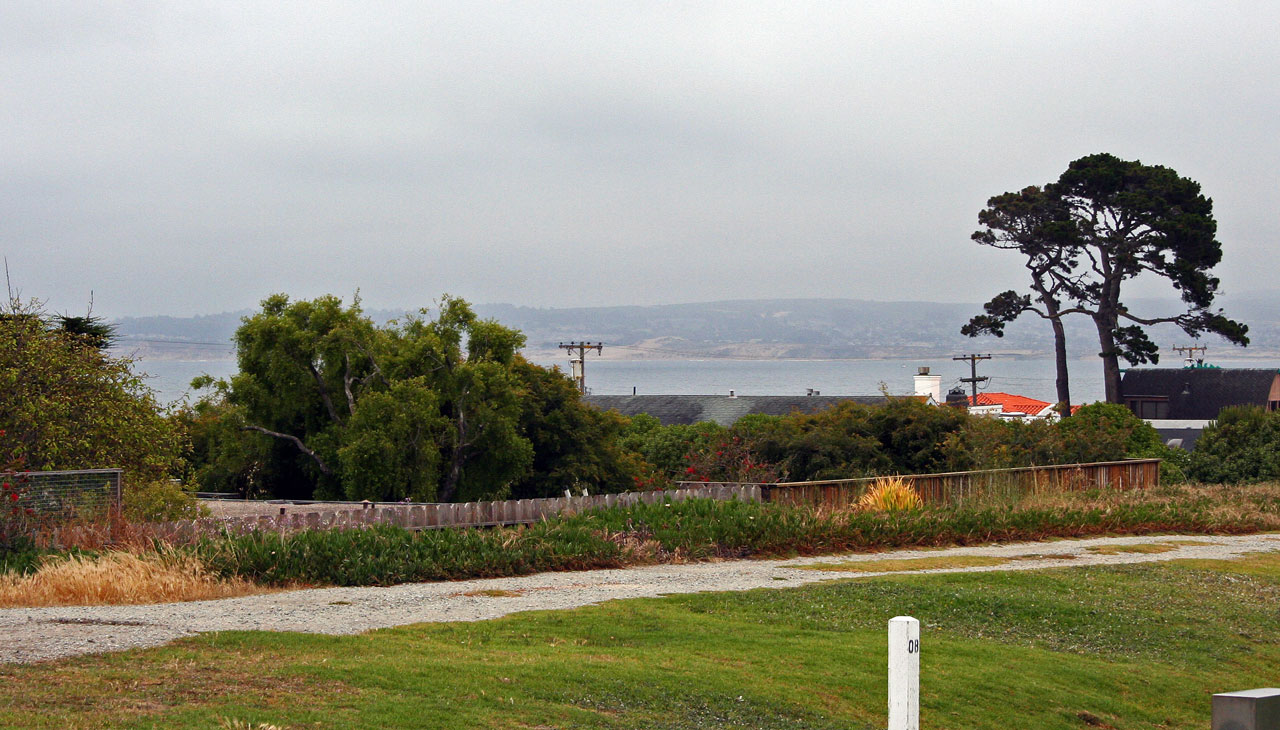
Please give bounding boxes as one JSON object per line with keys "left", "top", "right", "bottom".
{"left": 3, "top": 554, "right": 1278, "bottom": 729}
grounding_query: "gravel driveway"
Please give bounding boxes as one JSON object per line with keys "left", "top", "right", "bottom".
{"left": 4, "top": 532, "right": 1277, "bottom": 665}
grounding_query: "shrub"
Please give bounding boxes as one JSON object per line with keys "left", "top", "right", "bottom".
{"left": 125, "top": 480, "right": 209, "bottom": 523}
{"left": 619, "top": 417, "right": 728, "bottom": 481}
{"left": 1, "top": 460, "right": 36, "bottom": 556}
{"left": 1187, "top": 406, "right": 1280, "bottom": 483}
{"left": 0, "top": 302, "right": 182, "bottom": 482}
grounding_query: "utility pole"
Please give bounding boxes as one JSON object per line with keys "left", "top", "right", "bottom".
{"left": 559, "top": 341, "right": 603, "bottom": 394}
{"left": 1172, "top": 344, "right": 1208, "bottom": 366}
{"left": 952, "top": 353, "right": 991, "bottom": 406}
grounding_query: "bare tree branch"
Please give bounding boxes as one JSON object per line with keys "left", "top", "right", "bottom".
{"left": 343, "top": 353, "right": 357, "bottom": 416}
{"left": 243, "top": 425, "right": 333, "bottom": 475}
{"left": 308, "top": 361, "right": 341, "bottom": 423}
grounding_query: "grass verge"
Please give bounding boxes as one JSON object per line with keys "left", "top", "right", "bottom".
{"left": 1, "top": 551, "right": 1276, "bottom": 728}
{"left": 3, "top": 483, "right": 1278, "bottom": 604}
{"left": 193, "top": 482, "right": 1280, "bottom": 587}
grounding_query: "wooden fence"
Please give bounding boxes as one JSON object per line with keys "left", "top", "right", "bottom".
{"left": 138, "top": 459, "right": 1159, "bottom": 545}
{"left": 147, "top": 484, "right": 762, "bottom": 545}
{"left": 749, "top": 459, "right": 1161, "bottom": 509}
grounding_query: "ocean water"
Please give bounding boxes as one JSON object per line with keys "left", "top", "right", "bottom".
{"left": 134, "top": 355, "right": 1114, "bottom": 406}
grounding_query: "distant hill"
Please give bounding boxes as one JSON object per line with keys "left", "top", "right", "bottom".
{"left": 111, "top": 294, "right": 1280, "bottom": 362}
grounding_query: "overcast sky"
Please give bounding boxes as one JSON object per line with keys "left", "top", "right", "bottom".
{"left": 4, "top": 2, "right": 1278, "bottom": 317}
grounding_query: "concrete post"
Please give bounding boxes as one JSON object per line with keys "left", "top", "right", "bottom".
{"left": 888, "top": 616, "right": 920, "bottom": 730}
{"left": 1213, "top": 688, "right": 1280, "bottom": 730}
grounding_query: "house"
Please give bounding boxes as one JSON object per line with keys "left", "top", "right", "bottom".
{"left": 586, "top": 366, "right": 944, "bottom": 427}
{"left": 584, "top": 394, "right": 926, "bottom": 427}
{"left": 1120, "top": 366, "right": 1280, "bottom": 448}
{"left": 967, "top": 392, "right": 1070, "bottom": 420}
{"left": 1120, "top": 367, "right": 1280, "bottom": 420}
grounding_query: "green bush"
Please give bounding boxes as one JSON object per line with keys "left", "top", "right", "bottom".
{"left": 125, "top": 480, "right": 209, "bottom": 522}
{"left": 618, "top": 400, "right": 1187, "bottom": 485}
{"left": 0, "top": 305, "right": 182, "bottom": 482}
{"left": 619, "top": 416, "right": 728, "bottom": 481}
{"left": 1187, "top": 406, "right": 1280, "bottom": 483}
{"left": 1059, "top": 403, "right": 1188, "bottom": 483}
{"left": 942, "top": 416, "right": 1065, "bottom": 471}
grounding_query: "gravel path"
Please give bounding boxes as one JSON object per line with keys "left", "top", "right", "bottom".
{"left": 4, "top": 532, "right": 1277, "bottom": 665}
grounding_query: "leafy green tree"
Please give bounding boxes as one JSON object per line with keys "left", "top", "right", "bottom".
{"left": 381, "top": 299, "right": 532, "bottom": 502}
{"left": 170, "top": 392, "right": 274, "bottom": 498}
{"left": 1054, "top": 402, "right": 1187, "bottom": 481}
{"left": 224, "top": 293, "right": 378, "bottom": 498}
{"left": 196, "top": 294, "right": 601, "bottom": 502}
{"left": 337, "top": 378, "right": 449, "bottom": 502}
{"left": 1055, "top": 403, "right": 1153, "bottom": 464}
{"left": 507, "top": 358, "right": 643, "bottom": 498}
{"left": 0, "top": 298, "right": 179, "bottom": 481}
{"left": 941, "top": 416, "right": 1065, "bottom": 471}
{"left": 867, "top": 397, "right": 969, "bottom": 474}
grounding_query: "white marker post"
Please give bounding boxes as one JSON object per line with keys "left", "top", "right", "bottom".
{"left": 888, "top": 616, "right": 920, "bottom": 730}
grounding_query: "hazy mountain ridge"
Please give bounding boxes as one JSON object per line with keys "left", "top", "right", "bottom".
{"left": 111, "top": 295, "right": 1280, "bottom": 361}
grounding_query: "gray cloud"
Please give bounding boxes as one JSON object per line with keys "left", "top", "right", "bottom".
{"left": 3, "top": 1, "right": 1277, "bottom": 316}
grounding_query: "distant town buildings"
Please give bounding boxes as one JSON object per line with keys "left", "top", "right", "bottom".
{"left": 584, "top": 394, "right": 925, "bottom": 427}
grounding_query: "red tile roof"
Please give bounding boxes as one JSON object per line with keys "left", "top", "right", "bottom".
{"left": 973, "top": 392, "right": 1054, "bottom": 415}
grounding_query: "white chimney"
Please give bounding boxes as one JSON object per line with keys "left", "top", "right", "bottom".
{"left": 913, "top": 366, "right": 942, "bottom": 403}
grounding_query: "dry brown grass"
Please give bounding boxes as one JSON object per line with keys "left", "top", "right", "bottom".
{"left": 23, "top": 507, "right": 208, "bottom": 554}
{"left": 0, "top": 551, "right": 269, "bottom": 608}
{"left": 218, "top": 719, "right": 287, "bottom": 730}
{"left": 461, "top": 589, "right": 523, "bottom": 598}
{"left": 1017, "top": 482, "right": 1280, "bottom": 530}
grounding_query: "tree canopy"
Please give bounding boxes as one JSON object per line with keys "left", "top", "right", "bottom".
{"left": 964, "top": 153, "right": 1248, "bottom": 403}
{"left": 963, "top": 185, "right": 1080, "bottom": 417}
{"left": 0, "top": 298, "right": 179, "bottom": 480}
{"left": 191, "top": 294, "right": 641, "bottom": 502}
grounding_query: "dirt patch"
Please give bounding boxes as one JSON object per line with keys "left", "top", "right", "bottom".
{"left": 1086, "top": 543, "right": 1179, "bottom": 556}
{"left": 798, "top": 555, "right": 1010, "bottom": 573}
{"left": 462, "top": 589, "right": 524, "bottom": 598}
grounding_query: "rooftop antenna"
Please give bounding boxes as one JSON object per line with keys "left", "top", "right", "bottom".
{"left": 1173, "top": 344, "right": 1208, "bottom": 367}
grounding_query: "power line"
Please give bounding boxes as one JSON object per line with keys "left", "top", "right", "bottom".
{"left": 952, "top": 353, "right": 992, "bottom": 405}
{"left": 113, "top": 338, "right": 234, "bottom": 348}
{"left": 558, "top": 341, "right": 602, "bottom": 394}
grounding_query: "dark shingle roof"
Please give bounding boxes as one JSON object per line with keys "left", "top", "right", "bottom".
{"left": 585, "top": 394, "right": 910, "bottom": 426}
{"left": 1120, "top": 368, "right": 1280, "bottom": 419}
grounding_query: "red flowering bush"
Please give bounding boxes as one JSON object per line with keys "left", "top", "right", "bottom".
{"left": 682, "top": 435, "right": 780, "bottom": 484}
{"left": 1, "top": 456, "right": 36, "bottom": 552}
